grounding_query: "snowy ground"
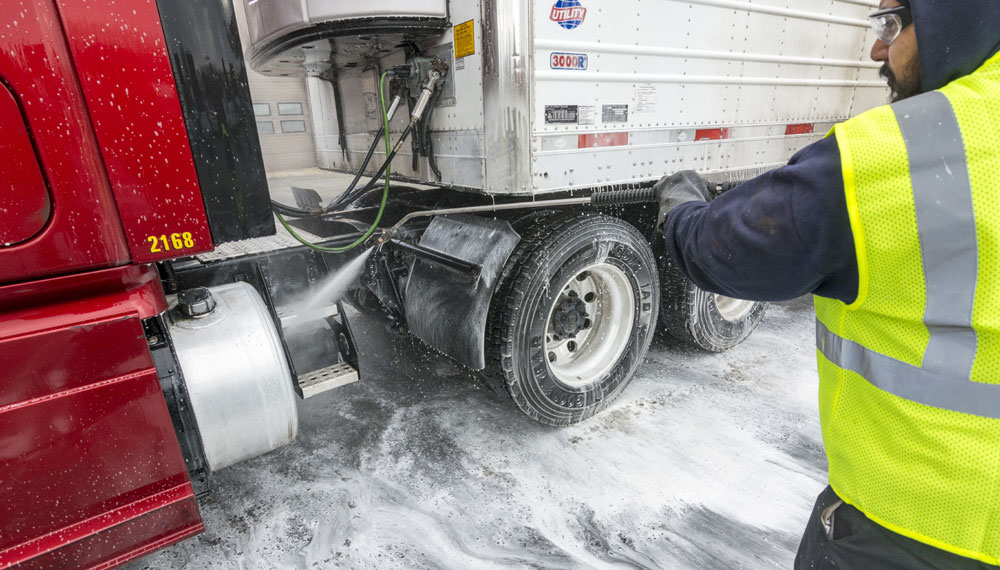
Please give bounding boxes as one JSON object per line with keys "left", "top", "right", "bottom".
{"left": 127, "top": 296, "right": 826, "bottom": 570}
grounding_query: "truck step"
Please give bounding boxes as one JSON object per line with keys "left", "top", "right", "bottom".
{"left": 297, "top": 362, "right": 359, "bottom": 398}
{"left": 276, "top": 303, "right": 338, "bottom": 329}
{"left": 194, "top": 216, "right": 323, "bottom": 263}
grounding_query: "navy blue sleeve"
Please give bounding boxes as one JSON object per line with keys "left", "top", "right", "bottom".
{"left": 663, "top": 135, "right": 858, "bottom": 304}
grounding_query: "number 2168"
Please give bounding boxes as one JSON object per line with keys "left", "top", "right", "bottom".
{"left": 147, "top": 232, "right": 195, "bottom": 253}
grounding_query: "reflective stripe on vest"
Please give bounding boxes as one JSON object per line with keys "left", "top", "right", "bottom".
{"left": 896, "top": 92, "right": 979, "bottom": 378}
{"left": 817, "top": 91, "right": 995, "bottom": 418}
{"left": 816, "top": 320, "right": 1000, "bottom": 418}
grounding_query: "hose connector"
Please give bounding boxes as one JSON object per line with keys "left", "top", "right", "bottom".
{"left": 386, "top": 95, "right": 402, "bottom": 122}
{"left": 387, "top": 64, "right": 412, "bottom": 78}
{"left": 409, "top": 57, "right": 449, "bottom": 124}
{"left": 410, "top": 70, "right": 441, "bottom": 123}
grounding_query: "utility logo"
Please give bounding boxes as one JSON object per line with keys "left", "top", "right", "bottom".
{"left": 550, "top": 0, "right": 586, "bottom": 30}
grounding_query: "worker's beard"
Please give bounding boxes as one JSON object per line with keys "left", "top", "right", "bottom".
{"left": 880, "top": 59, "right": 922, "bottom": 102}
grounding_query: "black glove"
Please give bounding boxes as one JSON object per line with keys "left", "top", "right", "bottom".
{"left": 654, "top": 170, "right": 712, "bottom": 230}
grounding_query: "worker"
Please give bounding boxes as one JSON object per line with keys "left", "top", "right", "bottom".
{"left": 656, "top": 0, "right": 1000, "bottom": 568}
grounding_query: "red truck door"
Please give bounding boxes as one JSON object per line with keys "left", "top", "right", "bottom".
{"left": 0, "top": 1, "right": 208, "bottom": 566}
{"left": 0, "top": 0, "right": 132, "bottom": 283}
{"left": 0, "top": 84, "right": 50, "bottom": 248}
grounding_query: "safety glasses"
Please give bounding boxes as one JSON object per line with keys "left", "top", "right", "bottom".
{"left": 869, "top": 5, "right": 913, "bottom": 45}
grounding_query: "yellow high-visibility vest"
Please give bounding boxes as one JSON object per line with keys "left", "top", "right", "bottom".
{"left": 815, "top": 51, "right": 1000, "bottom": 565}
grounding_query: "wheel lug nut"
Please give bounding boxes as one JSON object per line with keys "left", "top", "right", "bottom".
{"left": 548, "top": 352, "right": 557, "bottom": 362}
{"left": 584, "top": 292, "right": 596, "bottom": 303}
{"left": 583, "top": 319, "right": 592, "bottom": 329}
{"left": 567, "top": 341, "right": 577, "bottom": 352}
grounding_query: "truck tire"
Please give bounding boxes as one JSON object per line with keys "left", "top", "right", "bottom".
{"left": 659, "top": 254, "right": 766, "bottom": 352}
{"left": 484, "top": 213, "right": 659, "bottom": 426}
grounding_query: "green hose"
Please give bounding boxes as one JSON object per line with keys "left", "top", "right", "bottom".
{"left": 275, "top": 70, "right": 392, "bottom": 253}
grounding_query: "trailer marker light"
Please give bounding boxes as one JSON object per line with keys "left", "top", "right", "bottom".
{"left": 785, "top": 123, "right": 816, "bottom": 135}
{"left": 694, "top": 128, "right": 732, "bottom": 141}
{"left": 578, "top": 132, "right": 628, "bottom": 148}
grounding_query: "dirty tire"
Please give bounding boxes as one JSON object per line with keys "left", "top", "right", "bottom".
{"left": 659, "top": 254, "right": 766, "bottom": 352}
{"left": 484, "top": 213, "right": 659, "bottom": 426}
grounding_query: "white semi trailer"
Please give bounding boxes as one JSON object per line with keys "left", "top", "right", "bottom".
{"left": 239, "top": 0, "right": 885, "bottom": 425}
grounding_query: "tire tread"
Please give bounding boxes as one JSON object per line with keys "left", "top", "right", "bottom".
{"left": 484, "top": 212, "right": 658, "bottom": 425}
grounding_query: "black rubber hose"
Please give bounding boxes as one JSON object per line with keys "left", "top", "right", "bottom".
{"left": 328, "top": 68, "right": 349, "bottom": 161}
{"left": 272, "top": 126, "right": 391, "bottom": 217}
{"left": 346, "top": 123, "right": 415, "bottom": 200}
{"left": 286, "top": 123, "right": 416, "bottom": 219}
{"left": 325, "top": 128, "right": 386, "bottom": 209}
{"left": 271, "top": 129, "right": 382, "bottom": 214}
{"left": 423, "top": 87, "right": 443, "bottom": 181}
{"left": 270, "top": 200, "right": 324, "bottom": 217}
{"left": 408, "top": 95, "right": 420, "bottom": 172}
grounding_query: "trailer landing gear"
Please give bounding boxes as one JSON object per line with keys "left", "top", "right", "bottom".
{"left": 484, "top": 213, "right": 659, "bottom": 426}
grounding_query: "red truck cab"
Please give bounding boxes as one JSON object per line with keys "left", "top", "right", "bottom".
{"left": 0, "top": 1, "right": 279, "bottom": 566}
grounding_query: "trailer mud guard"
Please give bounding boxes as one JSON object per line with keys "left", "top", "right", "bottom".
{"left": 403, "top": 215, "right": 520, "bottom": 370}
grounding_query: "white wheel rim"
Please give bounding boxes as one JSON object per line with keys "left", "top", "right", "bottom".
{"left": 544, "top": 263, "right": 635, "bottom": 388}
{"left": 712, "top": 294, "right": 756, "bottom": 322}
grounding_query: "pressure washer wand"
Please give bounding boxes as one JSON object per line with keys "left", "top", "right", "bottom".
{"left": 388, "top": 239, "right": 481, "bottom": 278}
{"left": 376, "top": 188, "right": 657, "bottom": 244}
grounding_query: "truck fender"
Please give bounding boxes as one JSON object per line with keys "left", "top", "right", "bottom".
{"left": 402, "top": 214, "right": 520, "bottom": 370}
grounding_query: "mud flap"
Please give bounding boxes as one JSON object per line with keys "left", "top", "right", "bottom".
{"left": 403, "top": 215, "right": 520, "bottom": 370}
